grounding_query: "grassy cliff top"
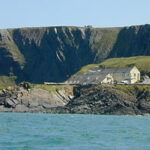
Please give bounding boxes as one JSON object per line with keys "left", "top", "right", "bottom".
{"left": 0, "top": 76, "right": 16, "bottom": 90}
{"left": 76, "top": 56, "right": 150, "bottom": 75}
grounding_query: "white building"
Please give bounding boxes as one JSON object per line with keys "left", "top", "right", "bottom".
{"left": 66, "top": 66, "right": 140, "bottom": 85}
{"left": 100, "top": 66, "right": 140, "bottom": 84}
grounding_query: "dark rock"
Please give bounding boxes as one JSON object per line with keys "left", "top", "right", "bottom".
{"left": 62, "top": 85, "right": 141, "bottom": 115}
{"left": 138, "top": 100, "right": 150, "bottom": 113}
{"left": 0, "top": 85, "right": 150, "bottom": 115}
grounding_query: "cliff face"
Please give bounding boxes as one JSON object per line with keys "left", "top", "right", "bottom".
{"left": 109, "top": 25, "right": 150, "bottom": 57}
{"left": 0, "top": 25, "right": 150, "bottom": 83}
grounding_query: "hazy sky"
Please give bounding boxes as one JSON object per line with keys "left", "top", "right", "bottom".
{"left": 0, "top": 0, "right": 150, "bottom": 29}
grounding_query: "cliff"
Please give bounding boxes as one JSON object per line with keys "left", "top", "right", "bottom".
{"left": 0, "top": 24, "right": 150, "bottom": 84}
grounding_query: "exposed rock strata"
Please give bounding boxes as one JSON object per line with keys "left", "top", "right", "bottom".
{"left": 0, "top": 85, "right": 150, "bottom": 115}
{"left": 0, "top": 24, "right": 150, "bottom": 83}
{"left": 0, "top": 85, "right": 73, "bottom": 113}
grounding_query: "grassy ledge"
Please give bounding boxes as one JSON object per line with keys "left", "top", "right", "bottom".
{"left": 76, "top": 56, "right": 150, "bottom": 75}
{"left": 0, "top": 76, "right": 16, "bottom": 90}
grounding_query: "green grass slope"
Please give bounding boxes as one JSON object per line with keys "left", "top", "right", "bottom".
{"left": 101, "top": 56, "right": 150, "bottom": 75}
{"left": 0, "top": 76, "right": 16, "bottom": 90}
{"left": 77, "top": 56, "right": 150, "bottom": 76}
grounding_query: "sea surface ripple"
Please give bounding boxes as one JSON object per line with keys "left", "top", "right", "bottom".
{"left": 0, "top": 113, "right": 150, "bottom": 150}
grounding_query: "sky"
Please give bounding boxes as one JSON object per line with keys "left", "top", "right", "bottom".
{"left": 0, "top": 0, "right": 150, "bottom": 29}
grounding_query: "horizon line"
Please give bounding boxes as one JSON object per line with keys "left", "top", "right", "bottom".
{"left": 0, "top": 23, "right": 150, "bottom": 30}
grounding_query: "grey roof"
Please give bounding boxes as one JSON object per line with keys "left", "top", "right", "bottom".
{"left": 67, "top": 66, "right": 136, "bottom": 84}
{"left": 68, "top": 73, "right": 109, "bottom": 84}
{"left": 100, "top": 67, "right": 134, "bottom": 74}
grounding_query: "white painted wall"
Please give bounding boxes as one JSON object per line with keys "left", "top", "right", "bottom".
{"left": 112, "top": 67, "right": 140, "bottom": 84}
{"left": 101, "top": 74, "right": 114, "bottom": 84}
{"left": 130, "top": 67, "right": 140, "bottom": 84}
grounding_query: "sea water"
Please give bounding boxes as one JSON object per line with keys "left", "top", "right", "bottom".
{"left": 0, "top": 113, "right": 150, "bottom": 150}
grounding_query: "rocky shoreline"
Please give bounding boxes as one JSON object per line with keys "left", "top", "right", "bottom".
{"left": 0, "top": 84, "right": 150, "bottom": 115}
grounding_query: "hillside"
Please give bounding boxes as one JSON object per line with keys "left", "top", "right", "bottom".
{"left": 0, "top": 24, "right": 150, "bottom": 87}
{"left": 100, "top": 56, "right": 150, "bottom": 76}
{"left": 76, "top": 56, "right": 150, "bottom": 76}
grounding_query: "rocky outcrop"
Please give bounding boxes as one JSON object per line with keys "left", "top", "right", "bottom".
{"left": 0, "top": 85, "right": 150, "bottom": 115}
{"left": 63, "top": 85, "right": 139, "bottom": 115}
{"left": 0, "top": 25, "right": 150, "bottom": 83}
{"left": 0, "top": 85, "right": 74, "bottom": 113}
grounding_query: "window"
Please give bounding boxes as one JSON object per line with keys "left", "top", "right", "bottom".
{"left": 134, "top": 73, "right": 136, "bottom": 77}
{"left": 122, "top": 73, "right": 125, "bottom": 77}
{"left": 137, "top": 73, "right": 140, "bottom": 80}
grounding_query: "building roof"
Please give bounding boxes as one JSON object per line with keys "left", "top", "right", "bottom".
{"left": 67, "top": 66, "right": 138, "bottom": 84}
{"left": 67, "top": 72, "right": 110, "bottom": 84}
{"left": 100, "top": 67, "right": 135, "bottom": 74}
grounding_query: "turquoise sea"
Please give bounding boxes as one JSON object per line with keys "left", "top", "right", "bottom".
{"left": 0, "top": 113, "right": 150, "bottom": 150}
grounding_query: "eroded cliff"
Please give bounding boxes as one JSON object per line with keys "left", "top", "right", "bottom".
{"left": 0, "top": 25, "right": 150, "bottom": 84}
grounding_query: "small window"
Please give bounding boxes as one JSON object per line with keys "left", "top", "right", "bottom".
{"left": 137, "top": 73, "right": 140, "bottom": 80}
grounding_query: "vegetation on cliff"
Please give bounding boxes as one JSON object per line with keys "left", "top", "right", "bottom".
{"left": 77, "top": 56, "right": 150, "bottom": 76}
{"left": 0, "top": 24, "right": 150, "bottom": 85}
{"left": 100, "top": 56, "right": 150, "bottom": 76}
{"left": 116, "top": 85, "right": 150, "bottom": 97}
{"left": 0, "top": 76, "right": 16, "bottom": 90}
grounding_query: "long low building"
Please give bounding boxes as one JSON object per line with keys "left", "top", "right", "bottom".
{"left": 66, "top": 73, "right": 114, "bottom": 85}
{"left": 100, "top": 66, "right": 140, "bottom": 84}
{"left": 66, "top": 66, "right": 141, "bottom": 85}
